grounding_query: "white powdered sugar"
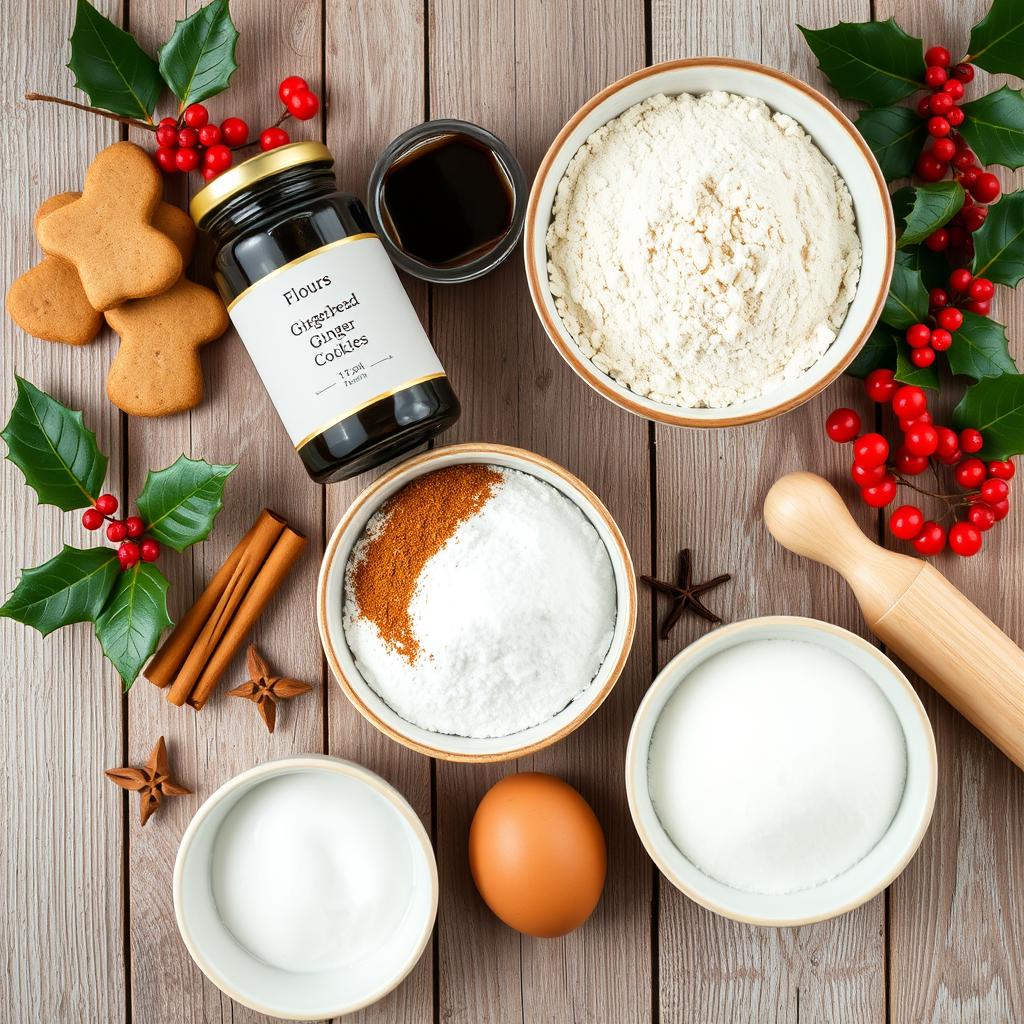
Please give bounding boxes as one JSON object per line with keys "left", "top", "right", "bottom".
{"left": 343, "top": 467, "right": 617, "bottom": 738}
{"left": 546, "top": 91, "right": 862, "bottom": 408}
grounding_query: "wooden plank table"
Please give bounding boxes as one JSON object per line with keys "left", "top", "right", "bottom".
{"left": 2, "top": 0, "right": 1022, "bottom": 1021}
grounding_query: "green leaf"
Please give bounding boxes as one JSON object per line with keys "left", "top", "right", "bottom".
{"left": 846, "top": 324, "right": 898, "bottom": 378}
{"left": 799, "top": 19, "right": 924, "bottom": 107}
{"left": 947, "top": 311, "right": 1019, "bottom": 380}
{"left": 158, "top": 0, "right": 239, "bottom": 109}
{"left": 0, "top": 546, "right": 119, "bottom": 637}
{"left": 1, "top": 377, "right": 108, "bottom": 511}
{"left": 953, "top": 373, "right": 1024, "bottom": 459}
{"left": 881, "top": 251, "right": 929, "bottom": 330}
{"left": 67, "top": 0, "right": 163, "bottom": 120}
{"left": 895, "top": 343, "right": 939, "bottom": 390}
{"left": 959, "top": 87, "right": 1024, "bottom": 171}
{"left": 95, "top": 563, "right": 172, "bottom": 689}
{"left": 973, "top": 189, "right": 1024, "bottom": 287}
{"left": 967, "top": 0, "right": 1024, "bottom": 78}
{"left": 896, "top": 181, "right": 965, "bottom": 247}
{"left": 856, "top": 106, "right": 927, "bottom": 181}
{"left": 135, "top": 455, "right": 236, "bottom": 552}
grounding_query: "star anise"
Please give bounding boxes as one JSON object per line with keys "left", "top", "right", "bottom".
{"left": 641, "top": 548, "right": 731, "bottom": 639}
{"left": 227, "top": 644, "right": 313, "bottom": 733}
{"left": 105, "top": 736, "right": 191, "bottom": 827}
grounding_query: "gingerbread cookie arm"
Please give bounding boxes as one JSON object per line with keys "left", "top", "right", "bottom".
{"left": 6, "top": 260, "right": 103, "bottom": 346}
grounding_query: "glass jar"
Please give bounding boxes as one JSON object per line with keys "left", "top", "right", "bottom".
{"left": 191, "top": 142, "right": 460, "bottom": 484}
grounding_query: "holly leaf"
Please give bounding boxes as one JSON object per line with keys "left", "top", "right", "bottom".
{"left": 158, "top": 0, "right": 239, "bottom": 110}
{"left": 953, "top": 373, "right": 1024, "bottom": 459}
{"left": 1, "top": 376, "right": 108, "bottom": 511}
{"left": 967, "top": 0, "right": 1024, "bottom": 78}
{"left": 959, "top": 87, "right": 1024, "bottom": 171}
{"left": 972, "top": 189, "right": 1024, "bottom": 287}
{"left": 846, "top": 324, "right": 898, "bottom": 378}
{"left": 95, "top": 563, "right": 172, "bottom": 689}
{"left": 856, "top": 106, "right": 927, "bottom": 181}
{"left": 799, "top": 19, "right": 924, "bottom": 107}
{"left": 0, "top": 546, "right": 119, "bottom": 637}
{"left": 67, "top": 0, "right": 163, "bottom": 121}
{"left": 896, "top": 181, "right": 965, "bottom": 247}
{"left": 947, "top": 311, "right": 1018, "bottom": 380}
{"left": 881, "top": 251, "right": 929, "bottom": 330}
{"left": 135, "top": 455, "right": 236, "bottom": 552}
{"left": 895, "top": 344, "right": 939, "bottom": 390}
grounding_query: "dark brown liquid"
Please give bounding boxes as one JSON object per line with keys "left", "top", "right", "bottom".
{"left": 381, "top": 133, "right": 514, "bottom": 266}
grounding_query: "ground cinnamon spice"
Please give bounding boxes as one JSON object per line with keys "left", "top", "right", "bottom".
{"left": 351, "top": 464, "right": 502, "bottom": 661}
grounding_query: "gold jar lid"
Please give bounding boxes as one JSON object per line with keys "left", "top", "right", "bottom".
{"left": 189, "top": 141, "right": 334, "bottom": 225}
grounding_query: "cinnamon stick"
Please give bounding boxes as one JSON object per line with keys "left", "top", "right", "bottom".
{"left": 145, "top": 510, "right": 287, "bottom": 689}
{"left": 187, "top": 526, "right": 308, "bottom": 710}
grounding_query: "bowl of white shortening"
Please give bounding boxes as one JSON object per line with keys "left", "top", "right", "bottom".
{"left": 525, "top": 58, "right": 894, "bottom": 427}
{"left": 625, "top": 617, "right": 936, "bottom": 927}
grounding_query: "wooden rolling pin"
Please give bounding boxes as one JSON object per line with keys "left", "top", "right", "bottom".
{"left": 764, "top": 471, "right": 1024, "bottom": 771}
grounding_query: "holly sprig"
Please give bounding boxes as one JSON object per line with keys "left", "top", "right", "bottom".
{"left": 0, "top": 378, "right": 236, "bottom": 688}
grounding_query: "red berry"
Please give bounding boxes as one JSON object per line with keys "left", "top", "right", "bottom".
{"left": 904, "top": 422, "right": 939, "bottom": 456}
{"left": 913, "top": 521, "right": 947, "bottom": 555}
{"left": 927, "top": 116, "right": 951, "bottom": 138}
{"left": 961, "top": 205, "right": 988, "bottom": 234}
{"left": 862, "top": 475, "right": 898, "bottom": 508}
{"left": 930, "top": 328, "right": 952, "bottom": 351}
{"left": 991, "top": 498, "right": 1011, "bottom": 521}
{"left": 936, "top": 306, "right": 963, "bottom": 331}
{"left": 968, "top": 504, "right": 996, "bottom": 531}
{"left": 928, "top": 287, "right": 949, "bottom": 308}
{"left": 106, "top": 520, "right": 128, "bottom": 542}
{"left": 287, "top": 89, "right": 320, "bottom": 120}
{"left": 895, "top": 447, "right": 929, "bottom": 475}
{"left": 278, "top": 75, "right": 309, "bottom": 104}
{"left": 118, "top": 541, "right": 140, "bottom": 569}
{"left": 198, "top": 124, "right": 221, "bottom": 147}
{"left": 942, "top": 79, "right": 965, "bottom": 100}
{"left": 924, "top": 229, "right": 949, "bottom": 252}
{"left": 220, "top": 116, "right": 249, "bottom": 146}
{"left": 953, "top": 62, "right": 975, "bottom": 82}
{"left": 949, "top": 521, "right": 983, "bottom": 557}
{"left": 175, "top": 147, "right": 200, "bottom": 172}
{"left": 125, "top": 515, "right": 145, "bottom": 539}
{"left": 946, "top": 105, "right": 965, "bottom": 127}
{"left": 159, "top": 116, "right": 177, "bottom": 128}
{"left": 852, "top": 460, "right": 887, "bottom": 486}
{"left": 82, "top": 508, "right": 104, "bottom": 531}
{"left": 259, "top": 127, "right": 290, "bottom": 151}
{"left": 204, "top": 144, "right": 233, "bottom": 172}
{"left": 900, "top": 409, "right": 932, "bottom": 430}
{"left": 969, "top": 278, "right": 994, "bottom": 302}
{"left": 916, "top": 96, "right": 933, "bottom": 119}
{"left": 955, "top": 458, "right": 987, "bottom": 489}
{"left": 959, "top": 428, "right": 984, "bottom": 454}
{"left": 931, "top": 137, "right": 957, "bottom": 163}
{"left": 916, "top": 153, "right": 945, "bottom": 182}
{"left": 953, "top": 150, "right": 976, "bottom": 170}
{"left": 988, "top": 459, "right": 1016, "bottom": 480}
{"left": 910, "top": 347, "right": 936, "bottom": 368}
{"left": 865, "top": 368, "right": 899, "bottom": 403}
{"left": 935, "top": 425, "right": 960, "bottom": 460}
{"left": 177, "top": 127, "right": 199, "bottom": 148}
{"left": 906, "top": 322, "right": 932, "bottom": 348}
{"left": 966, "top": 299, "right": 991, "bottom": 315}
{"left": 949, "top": 268, "right": 973, "bottom": 293}
{"left": 972, "top": 173, "right": 1001, "bottom": 204}
{"left": 890, "top": 505, "right": 925, "bottom": 540}
{"left": 155, "top": 123, "right": 178, "bottom": 147}
{"left": 929, "top": 91, "right": 954, "bottom": 115}
{"left": 925, "top": 45, "right": 951, "bottom": 68}
{"left": 924, "top": 65, "right": 948, "bottom": 87}
{"left": 183, "top": 103, "right": 209, "bottom": 129}
{"left": 853, "top": 432, "right": 890, "bottom": 468}
{"left": 892, "top": 385, "right": 927, "bottom": 420}
{"left": 95, "top": 493, "right": 118, "bottom": 515}
{"left": 140, "top": 538, "right": 161, "bottom": 563}
{"left": 202, "top": 167, "right": 219, "bottom": 182}
{"left": 155, "top": 146, "right": 178, "bottom": 173}
{"left": 958, "top": 167, "right": 980, "bottom": 191}
{"left": 981, "top": 478, "right": 1010, "bottom": 503}
{"left": 825, "top": 407, "right": 861, "bottom": 443}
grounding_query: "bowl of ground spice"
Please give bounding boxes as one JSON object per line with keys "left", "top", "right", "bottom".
{"left": 525, "top": 58, "right": 894, "bottom": 427}
{"left": 317, "top": 443, "right": 637, "bottom": 761}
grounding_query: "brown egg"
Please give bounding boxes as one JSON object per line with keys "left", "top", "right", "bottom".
{"left": 468, "top": 772, "right": 606, "bottom": 937}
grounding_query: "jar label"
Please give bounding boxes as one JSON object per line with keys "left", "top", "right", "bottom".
{"left": 228, "top": 234, "right": 446, "bottom": 449}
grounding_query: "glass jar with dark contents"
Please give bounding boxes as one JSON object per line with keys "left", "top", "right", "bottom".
{"left": 191, "top": 142, "right": 460, "bottom": 484}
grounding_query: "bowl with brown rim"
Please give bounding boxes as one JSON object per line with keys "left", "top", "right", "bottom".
{"left": 524, "top": 57, "right": 895, "bottom": 428}
{"left": 317, "top": 442, "right": 637, "bottom": 762}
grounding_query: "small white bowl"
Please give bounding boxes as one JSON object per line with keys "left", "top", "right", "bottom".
{"left": 318, "top": 442, "right": 637, "bottom": 762}
{"left": 625, "top": 617, "right": 936, "bottom": 927}
{"left": 173, "top": 756, "right": 437, "bottom": 1020}
{"left": 525, "top": 58, "right": 894, "bottom": 427}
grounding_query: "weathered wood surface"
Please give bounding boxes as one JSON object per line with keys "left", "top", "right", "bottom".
{"left": 1, "top": 1, "right": 1022, "bottom": 1022}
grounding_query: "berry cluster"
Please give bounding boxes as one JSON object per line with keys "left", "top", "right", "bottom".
{"left": 825, "top": 368, "right": 1015, "bottom": 557}
{"left": 81, "top": 493, "right": 161, "bottom": 569}
{"left": 902, "top": 268, "right": 995, "bottom": 368}
{"left": 151, "top": 75, "right": 320, "bottom": 181}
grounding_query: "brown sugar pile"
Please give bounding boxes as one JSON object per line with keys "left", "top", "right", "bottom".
{"left": 349, "top": 464, "right": 503, "bottom": 662}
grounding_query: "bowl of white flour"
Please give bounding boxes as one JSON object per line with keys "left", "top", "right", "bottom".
{"left": 317, "top": 442, "right": 637, "bottom": 762}
{"left": 525, "top": 58, "right": 894, "bottom": 426}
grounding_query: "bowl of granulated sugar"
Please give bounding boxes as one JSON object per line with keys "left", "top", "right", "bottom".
{"left": 317, "top": 442, "right": 637, "bottom": 762}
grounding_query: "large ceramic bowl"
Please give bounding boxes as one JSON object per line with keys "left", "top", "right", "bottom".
{"left": 625, "top": 617, "right": 936, "bottom": 927}
{"left": 318, "top": 442, "right": 637, "bottom": 762}
{"left": 525, "top": 58, "right": 894, "bottom": 427}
